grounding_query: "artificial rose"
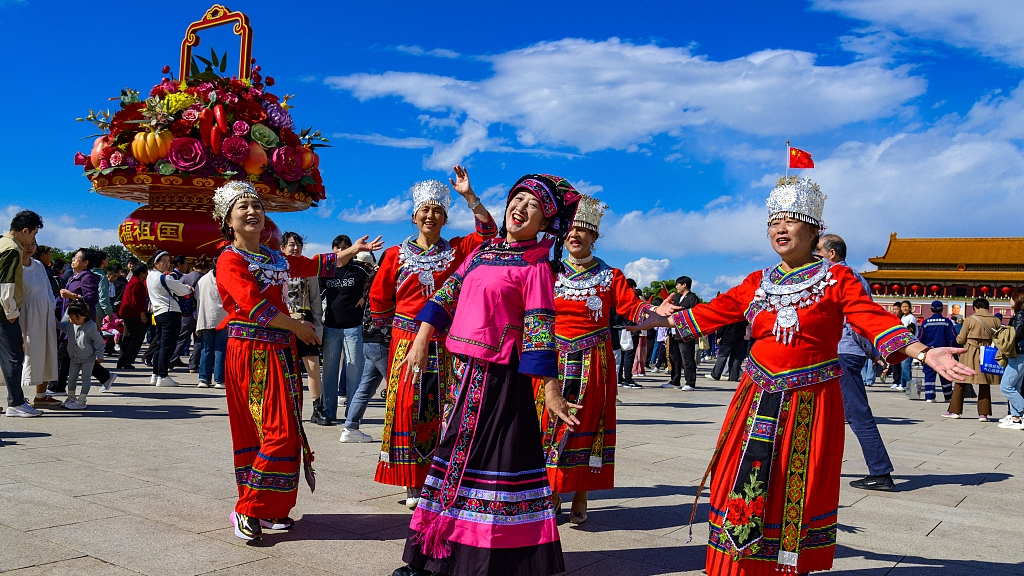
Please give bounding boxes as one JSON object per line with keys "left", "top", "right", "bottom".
{"left": 170, "top": 120, "right": 192, "bottom": 137}
{"left": 109, "top": 102, "right": 144, "bottom": 137}
{"left": 222, "top": 93, "right": 239, "bottom": 106}
{"left": 99, "top": 159, "right": 110, "bottom": 169}
{"left": 221, "top": 135, "right": 250, "bottom": 163}
{"left": 250, "top": 123, "right": 279, "bottom": 149}
{"left": 181, "top": 108, "right": 200, "bottom": 123}
{"left": 746, "top": 496, "right": 765, "bottom": 518}
{"left": 279, "top": 127, "right": 301, "bottom": 148}
{"left": 232, "top": 120, "right": 250, "bottom": 136}
{"left": 149, "top": 79, "right": 178, "bottom": 98}
{"left": 265, "top": 102, "right": 294, "bottom": 131}
{"left": 166, "top": 137, "right": 207, "bottom": 171}
{"left": 234, "top": 100, "right": 267, "bottom": 123}
{"left": 109, "top": 150, "right": 125, "bottom": 167}
{"left": 271, "top": 146, "right": 304, "bottom": 181}
{"left": 74, "top": 152, "right": 88, "bottom": 166}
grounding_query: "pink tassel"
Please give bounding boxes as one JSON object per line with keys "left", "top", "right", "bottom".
{"left": 413, "top": 514, "right": 452, "bottom": 559}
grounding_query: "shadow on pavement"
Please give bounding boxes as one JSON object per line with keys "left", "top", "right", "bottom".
{"left": 252, "top": 513, "right": 411, "bottom": 547}
{"left": 617, "top": 402, "right": 722, "bottom": 410}
{"left": 0, "top": 430, "right": 51, "bottom": 447}
{"left": 890, "top": 471, "right": 1013, "bottom": 491}
{"left": 834, "top": 545, "right": 1024, "bottom": 575}
{"left": 563, "top": 544, "right": 705, "bottom": 574}
{"left": 873, "top": 416, "right": 924, "bottom": 426}
{"left": 617, "top": 419, "right": 715, "bottom": 426}
{"left": 590, "top": 484, "right": 697, "bottom": 500}
{"left": 51, "top": 403, "right": 221, "bottom": 420}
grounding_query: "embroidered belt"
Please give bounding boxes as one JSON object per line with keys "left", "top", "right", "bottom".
{"left": 392, "top": 315, "right": 419, "bottom": 334}
{"left": 555, "top": 328, "right": 611, "bottom": 354}
{"left": 743, "top": 357, "right": 843, "bottom": 394}
{"left": 227, "top": 322, "right": 291, "bottom": 345}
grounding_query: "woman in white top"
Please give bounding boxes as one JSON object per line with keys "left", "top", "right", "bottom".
{"left": 19, "top": 242, "right": 60, "bottom": 407}
{"left": 146, "top": 250, "right": 192, "bottom": 387}
{"left": 195, "top": 258, "right": 228, "bottom": 388}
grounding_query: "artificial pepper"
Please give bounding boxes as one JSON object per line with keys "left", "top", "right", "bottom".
{"left": 211, "top": 125, "right": 223, "bottom": 155}
{"left": 199, "top": 108, "right": 214, "bottom": 147}
{"left": 213, "top": 104, "right": 228, "bottom": 133}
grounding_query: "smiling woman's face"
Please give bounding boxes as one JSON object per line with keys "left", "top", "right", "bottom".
{"left": 768, "top": 216, "right": 818, "bottom": 262}
{"left": 505, "top": 191, "right": 548, "bottom": 241}
{"left": 228, "top": 196, "right": 265, "bottom": 238}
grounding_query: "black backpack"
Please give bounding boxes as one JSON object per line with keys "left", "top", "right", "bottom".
{"left": 160, "top": 274, "right": 195, "bottom": 316}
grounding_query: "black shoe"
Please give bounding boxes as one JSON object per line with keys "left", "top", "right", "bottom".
{"left": 310, "top": 399, "right": 335, "bottom": 426}
{"left": 849, "top": 473, "right": 895, "bottom": 492}
{"left": 624, "top": 381, "right": 642, "bottom": 389}
{"left": 392, "top": 566, "right": 433, "bottom": 576}
{"left": 231, "top": 511, "right": 262, "bottom": 541}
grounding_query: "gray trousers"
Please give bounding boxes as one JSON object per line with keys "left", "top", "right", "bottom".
{"left": 68, "top": 359, "right": 96, "bottom": 399}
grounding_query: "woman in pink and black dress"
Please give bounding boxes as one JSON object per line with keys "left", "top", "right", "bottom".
{"left": 391, "top": 175, "right": 582, "bottom": 576}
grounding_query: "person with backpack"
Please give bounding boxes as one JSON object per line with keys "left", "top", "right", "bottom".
{"left": 943, "top": 298, "right": 1002, "bottom": 421}
{"left": 997, "top": 290, "right": 1024, "bottom": 429}
{"left": 146, "top": 251, "right": 192, "bottom": 387}
{"left": 919, "top": 301, "right": 958, "bottom": 402}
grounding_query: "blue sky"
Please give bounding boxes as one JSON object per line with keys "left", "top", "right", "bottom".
{"left": 3, "top": 0, "right": 1023, "bottom": 297}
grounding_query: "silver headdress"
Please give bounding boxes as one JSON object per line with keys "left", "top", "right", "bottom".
{"left": 572, "top": 194, "right": 608, "bottom": 234}
{"left": 411, "top": 180, "right": 451, "bottom": 215}
{"left": 766, "top": 176, "right": 826, "bottom": 228}
{"left": 213, "top": 181, "right": 262, "bottom": 224}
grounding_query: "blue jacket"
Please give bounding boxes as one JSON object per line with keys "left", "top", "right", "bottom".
{"left": 919, "top": 313, "right": 957, "bottom": 348}
{"left": 836, "top": 262, "right": 876, "bottom": 358}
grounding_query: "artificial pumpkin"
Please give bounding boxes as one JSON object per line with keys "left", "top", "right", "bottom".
{"left": 131, "top": 131, "right": 173, "bottom": 165}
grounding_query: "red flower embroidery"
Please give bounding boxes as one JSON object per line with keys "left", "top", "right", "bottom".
{"left": 727, "top": 497, "right": 750, "bottom": 525}
{"left": 746, "top": 496, "right": 766, "bottom": 518}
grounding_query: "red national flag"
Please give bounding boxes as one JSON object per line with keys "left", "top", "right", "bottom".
{"left": 789, "top": 146, "right": 814, "bottom": 169}
{"left": 658, "top": 286, "right": 670, "bottom": 300}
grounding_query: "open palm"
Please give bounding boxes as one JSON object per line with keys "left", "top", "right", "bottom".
{"left": 450, "top": 165, "right": 472, "bottom": 199}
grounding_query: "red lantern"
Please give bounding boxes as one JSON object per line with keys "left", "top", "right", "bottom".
{"left": 980, "top": 285, "right": 991, "bottom": 294}
{"left": 929, "top": 284, "right": 941, "bottom": 294}
{"left": 890, "top": 283, "right": 902, "bottom": 294}
{"left": 1001, "top": 286, "right": 1012, "bottom": 295}
{"left": 910, "top": 284, "right": 921, "bottom": 294}
{"left": 871, "top": 283, "right": 883, "bottom": 294}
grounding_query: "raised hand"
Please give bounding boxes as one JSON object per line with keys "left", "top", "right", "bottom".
{"left": 353, "top": 235, "right": 384, "bottom": 253}
{"left": 449, "top": 165, "right": 474, "bottom": 199}
{"left": 655, "top": 300, "right": 682, "bottom": 317}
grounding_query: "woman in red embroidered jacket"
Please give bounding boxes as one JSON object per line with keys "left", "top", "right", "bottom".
{"left": 534, "top": 195, "right": 677, "bottom": 524}
{"left": 369, "top": 166, "right": 497, "bottom": 507}
{"left": 666, "top": 177, "right": 974, "bottom": 576}
{"left": 212, "top": 181, "right": 382, "bottom": 543}
{"left": 391, "top": 175, "right": 582, "bottom": 576}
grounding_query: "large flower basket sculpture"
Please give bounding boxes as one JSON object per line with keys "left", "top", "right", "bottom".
{"left": 75, "top": 4, "right": 329, "bottom": 261}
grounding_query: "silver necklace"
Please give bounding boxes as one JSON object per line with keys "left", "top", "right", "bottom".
{"left": 556, "top": 261, "right": 613, "bottom": 320}
{"left": 750, "top": 260, "right": 835, "bottom": 344}
{"left": 565, "top": 253, "right": 595, "bottom": 266}
{"left": 398, "top": 236, "right": 455, "bottom": 295}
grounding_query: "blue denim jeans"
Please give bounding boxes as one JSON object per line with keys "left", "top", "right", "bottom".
{"left": 839, "top": 354, "right": 894, "bottom": 476}
{"left": 900, "top": 357, "right": 914, "bottom": 388}
{"left": 861, "top": 358, "right": 876, "bottom": 386}
{"left": 999, "top": 356, "right": 1024, "bottom": 417}
{"left": 197, "top": 328, "right": 227, "bottom": 384}
{"left": 345, "top": 340, "right": 389, "bottom": 429}
{"left": 322, "top": 325, "right": 365, "bottom": 421}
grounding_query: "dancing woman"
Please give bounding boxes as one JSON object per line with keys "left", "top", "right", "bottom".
{"left": 535, "top": 195, "right": 677, "bottom": 523}
{"left": 369, "top": 166, "right": 496, "bottom": 508}
{"left": 213, "top": 182, "right": 382, "bottom": 542}
{"left": 393, "top": 174, "right": 582, "bottom": 576}
{"left": 666, "top": 177, "right": 973, "bottom": 575}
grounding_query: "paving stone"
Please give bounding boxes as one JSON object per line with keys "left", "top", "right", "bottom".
{"left": 1, "top": 556, "right": 141, "bottom": 575}
{"left": 0, "top": 523, "right": 83, "bottom": 572}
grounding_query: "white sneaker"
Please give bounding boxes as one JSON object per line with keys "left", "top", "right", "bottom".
{"left": 213, "top": 382, "right": 226, "bottom": 389}
{"left": 704, "top": 374, "right": 715, "bottom": 380}
{"left": 340, "top": 428, "right": 373, "bottom": 443}
{"left": 998, "top": 420, "right": 1024, "bottom": 430}
{"left": 4, "top": 402, "right": 42, "bottom": 417}
{"left": 999, "top": 415, "right": 1014, "bottom": 424}
{"left": 63, "top": 398, "right": 87, "bottom": 410}
{"left": 150, "top": 374, "right": 158, "bottom": 385}
{"left": 156, "top": 376, "right": 179, "bottom": 387}
{"left": 660, "top": 383, "right": 678, "bottom": 389}
{"left": 197, "top": 381, "right": 211, "bottom": 388}
{"left": 681, "top": 385, "right": 696, "bottom": 391}
{"left": 45, "top": 388, "right": 65, "bottom": 397}
{"left": 889, "top": 383, "right": 901, "bottom": 390}
{"left": 100, "top": 374, "right": 116, "bottom": 393}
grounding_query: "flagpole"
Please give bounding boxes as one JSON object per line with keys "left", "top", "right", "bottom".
{"left": 786, "top": 140, "right": 790, "bottom": 177}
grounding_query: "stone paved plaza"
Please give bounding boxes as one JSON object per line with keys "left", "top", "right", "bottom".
{"left": 2, "top": 362, "right": 1023, "bottom": 576}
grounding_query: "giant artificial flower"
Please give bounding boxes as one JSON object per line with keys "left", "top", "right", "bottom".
{"left": 279, "top": 127, "right": 301, "bottom": 148}
{"left": 264, "top": 101, "right": 294, "bottom": 131}
{"left": 170, "top": 120, "right": 191, "bottom": 137}
{"left": 109, "top": 103, "right": 145, "bottom": 137}
{"left": 221, "top": 135, "right": 250, "bottom": 163}
{"left": 250, "top": 123, "right": 279, "bottom": 149}
{"left": 166, "top": 137, "right": 207, "bottom": 171}
{"left": 271, "top": 146, "right": 303, "bottom": 181}
{"left": 234, "top": 100, "right": 266, "bottom": 123}
{"left": 182, "top": 108, "right": 200, "bottom": 123}
{"left": 232, "top": 120, "right": 250, "bottom": 136}
{"left": 109, "top": 150, "right": 125, "bottom": 167}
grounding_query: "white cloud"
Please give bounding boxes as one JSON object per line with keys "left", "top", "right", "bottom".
{"left": 446, "top": 184, "right": 508, "bottom": 232}
{"left": 395, "top": 45, "right": 461, "bottom": 59}
{"left": 570, "top": 180, "right": 603, "bottom": 196}
{"left": 694, "top": 275, "right": 748, "bottom": 300}
{"left": 338, "top": 196, "right": 413, "bottom": 224}
{"left": 623, "top": 257, "right": 671, "bottom": 287}
{"left": 325, "top": 37, "right": 924, "bottom": 167}
{"left": 814, "top": 0, "right": 1024, "bottom": 67}
{"left": 333, "top": 132, "right": 439, "bottom": 149}
{"left": 3, "top": 205, "right": 119, "bottom": 251}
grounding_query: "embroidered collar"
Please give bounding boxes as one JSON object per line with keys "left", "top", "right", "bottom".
{"left": 556, "top": 258, "right": 613, "bottom": 320}
{"left": 748, "top": 259, "right": 835, "bottom": 345}
{"left": 397, "top": 235, "right": 455, "bottom": 295}
{"left": 226, "top": 245, "right": 290, "bottom": 292}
